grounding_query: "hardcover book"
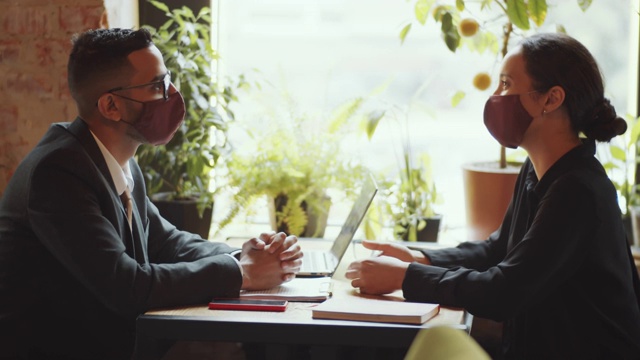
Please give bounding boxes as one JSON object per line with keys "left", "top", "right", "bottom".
{"left": 312, "top": 298, "right": 440, "bottom": 325}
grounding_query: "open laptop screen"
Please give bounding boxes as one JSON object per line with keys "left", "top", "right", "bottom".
{"left": 329, "top": 174, "right": 378, "bottom": 263}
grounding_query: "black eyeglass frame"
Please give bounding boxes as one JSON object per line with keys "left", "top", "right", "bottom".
{"left": 107, "top": 71, "right": 172, "bottom": 101}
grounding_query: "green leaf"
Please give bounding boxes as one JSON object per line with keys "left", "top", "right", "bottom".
{"left": 528, "top": 0, "right": 547, "bottom": 27}
{"left": 149, "top": 0, "right": 170, "bottom": 14}
{"left": 194, "top": 93, "right": 209, "bottom": 110}
{"left": 468, "top": 30, "right": 499, "bottom": 54}
{"left": 400, "top": 23, "right": 412, "bottom": 44}
{"left": 451, "top": 91, "right": 465, "bottom": 107}
{"left": 578, "top": 0, "right": 593, "bottom": 11}
{"left": 368, "top": 76, "right": 393, "bottom": 97}
{"left": 506, "top": 0, "right": 530, "bottom": 30}
{"left": 198, "top": 7, "right": 211, "bottom": 19}
{"left": 362, "top": 203, "right": 382, "bottom": 240}
{"left": 628, "top": 116, "right": 640, "bottom": 147}
{"left": 456, "top": 0, "right": 465, "bottom": 11}
{"left": 610, "top": 145, "right": 626, "bottom": 162}
{"left": 364, "top": 110, "right": 386, "bottom": 140}
{"left": 327, "top": 98, "right": 364, "bottom": 134}
{"left": 414, "top": 0, "right": 432, "bottom": 25}
{"left": 441, "top": 12, "right": 461, "bottom": 52}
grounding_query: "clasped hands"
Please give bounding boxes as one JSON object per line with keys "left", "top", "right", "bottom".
{"left": 345, "top": 239, "right": 430, "bottom": 295}
{"left": 239, "top": 231, "right": 303, "bottom": 290}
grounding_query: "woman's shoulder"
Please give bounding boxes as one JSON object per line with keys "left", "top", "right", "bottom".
{"left": 547, "top": 159, "right": 617, "bottom": 207}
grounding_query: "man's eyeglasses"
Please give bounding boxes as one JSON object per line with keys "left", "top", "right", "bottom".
{"left": 107, "top": 71, "right": 172, "bottom": 101}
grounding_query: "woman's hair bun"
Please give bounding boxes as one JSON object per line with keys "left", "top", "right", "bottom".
{"left": 583, "top": 98, "right": 626, "bottom": 141}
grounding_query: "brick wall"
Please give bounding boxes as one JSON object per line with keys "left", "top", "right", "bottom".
{"left": 0, "top": 0, "right": 107, "bottom": 195}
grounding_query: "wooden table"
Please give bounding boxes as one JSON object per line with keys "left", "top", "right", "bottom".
{"left": 135, "top": 238, "right": 471, "bottom": 359}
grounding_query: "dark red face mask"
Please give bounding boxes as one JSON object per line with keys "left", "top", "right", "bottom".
{"left": 483, "top": 94, "right": 534, "bottom": 149}
{"left": 119, "top": 91, "right": 186, "bottom": 146}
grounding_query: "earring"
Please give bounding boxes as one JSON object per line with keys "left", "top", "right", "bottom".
{"left": 542, "top": 109, "right": 547, "bottom": 116}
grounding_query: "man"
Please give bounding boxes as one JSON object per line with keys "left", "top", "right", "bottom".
{"left": 0, "top": 28, "right": 302, "bottom": 359}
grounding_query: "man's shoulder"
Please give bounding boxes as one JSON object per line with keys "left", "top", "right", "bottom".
{"left": 13, "top": 119, "right": 94, "bottom": 175}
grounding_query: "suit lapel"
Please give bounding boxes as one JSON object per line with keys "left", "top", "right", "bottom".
{"left": 129, "top": 198, "right": 148, "bottom": 264}
{"left": 65, "top": 118, "right": 115, "bottom": 191}
{"left": 65, "top": 118, "right": 149, "bottom": 264}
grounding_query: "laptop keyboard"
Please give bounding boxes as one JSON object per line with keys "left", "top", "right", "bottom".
{"left": 301, "top": 251, "right": 328, "bottom": 272}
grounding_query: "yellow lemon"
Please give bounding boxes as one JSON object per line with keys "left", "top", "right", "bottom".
{"left": 459, "top": 18, "right": 480, "bottom": 37}
{"left": 473, "top": 72, "right": 492, "bottom": 91}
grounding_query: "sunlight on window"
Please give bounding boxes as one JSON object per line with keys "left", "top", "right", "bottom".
{"left": 216, "top": 0, "right": 635, "bottom": 237}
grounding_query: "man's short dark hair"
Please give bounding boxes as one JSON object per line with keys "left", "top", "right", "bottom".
{"left": 67, "top": 28, "right": 153, "bottom": 114}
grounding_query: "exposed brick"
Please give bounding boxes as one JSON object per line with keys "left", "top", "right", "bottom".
{"left": 62, "top": 100, "right": 78, "bottom": 120}
{"left": 1, "top": 6, "right": 52, "bottom": 36}
{"left": 59, "top": 70, "right": 72, "bottom": 101}
{"left": 0, "top": 40, "right": 20, "bottom": 66}
{"left": 18, "top": 99, "right": 72, "bottom": 130}
{"left": 0, "top": 135, "right": 29, "bottom": 191}
{"left": 0, "top": 166, "right": 15, "bottom": 194}
{"left": 59, "top": 5, "right": 105, "bottom": 33}
{"left": 6, "top": 73, "right": 55, "bottom": 100}
{"left": 1, "top": 0, "right": 118, "bottom": 194}
{"left": 0, "top": 106, "right": 19, "bottom": 132}
{"left": 24, "top": 39, "right": 69, "bottom": 67}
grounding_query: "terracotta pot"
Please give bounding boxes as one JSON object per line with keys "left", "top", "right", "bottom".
{"left": 462, "top": 161, "right": 521, "bottom": 241}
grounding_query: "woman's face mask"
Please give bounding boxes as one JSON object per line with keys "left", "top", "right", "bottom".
{"left": 483, "top": 93, "right": 535, "bottom": 149}
{"left": 118, "top": 91, "right": 186, "bottom": 146}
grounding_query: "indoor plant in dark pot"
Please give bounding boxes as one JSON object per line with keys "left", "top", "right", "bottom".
{"left": 382, "top": 153, "right": 443, "bottom": 242}
{"left": 136, "top": 1, "right": 245, "bottom": 238}
{"left": 217, "top": 90, "right": 371, "bottom": 238}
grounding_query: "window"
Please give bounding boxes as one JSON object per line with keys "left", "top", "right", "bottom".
{"left": 217, "top": 0, "right": 636, "bottom": 235}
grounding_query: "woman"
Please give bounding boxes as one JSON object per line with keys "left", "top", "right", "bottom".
{"left": 346, "top": 32, "right": 640, "bottom": 359}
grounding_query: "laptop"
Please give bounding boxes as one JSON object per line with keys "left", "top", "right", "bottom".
{"left": 297, "top": 174, "right": 378, "bottom": 278}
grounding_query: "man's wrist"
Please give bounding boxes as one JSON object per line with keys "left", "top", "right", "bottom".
{"left": 225, "top": 250, "right": 243, "bottom": 277}
{"left": 230, "top": 249, "right": 242, "bottom": 260}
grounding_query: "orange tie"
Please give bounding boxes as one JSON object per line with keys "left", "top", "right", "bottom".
{"left": 121, "top": 188, "right": 133, "bottom": 230}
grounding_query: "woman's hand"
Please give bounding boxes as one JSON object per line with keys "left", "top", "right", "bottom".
{"left": 359, "top": 240, "right": 430, "bottom": 265}
{"left": 345, "top": 255, "right": 409, "bottom": 295}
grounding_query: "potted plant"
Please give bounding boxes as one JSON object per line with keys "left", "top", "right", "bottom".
{"left": 136, "top": 1, "right": 245, "bottom": 238}
{"left": 217, "top": 90, "right": 371, "bottom": 238}
{"left": 400, "top": 0, "right": 595, "bottom": 240}
{"left": 382, "top": 153, "right": 443, "bottom": 242}
{"left": 362, "top": 104, "right": 444, "bottom": 242}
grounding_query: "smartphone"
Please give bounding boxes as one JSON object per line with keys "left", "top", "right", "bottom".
{"left": 208, "top": 298, "right": 288, "bottom": 312}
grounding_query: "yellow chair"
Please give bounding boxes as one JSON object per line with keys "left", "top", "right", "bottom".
{"left": 404, "top": 326, "right": 491, "bottom": 360}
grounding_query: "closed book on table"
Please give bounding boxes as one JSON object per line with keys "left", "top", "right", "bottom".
{"left": 312, "top": 298, "right": 440, "bottom": 325}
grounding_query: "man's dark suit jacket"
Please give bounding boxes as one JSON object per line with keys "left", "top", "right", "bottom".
{"left": 0, "top": 118, "right": 242, "bottom": 359}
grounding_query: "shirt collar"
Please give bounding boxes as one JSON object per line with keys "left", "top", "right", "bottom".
{"left": 532, "top": 138, "right": 596, "bottom": 197}
{"left": 90, "top": 131, "right": 134, "bottom": 196}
